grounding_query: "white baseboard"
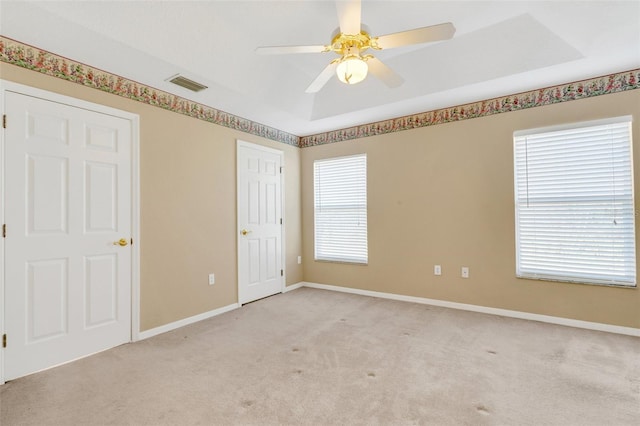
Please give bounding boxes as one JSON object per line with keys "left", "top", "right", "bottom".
{"left": 137, "top": 283, "right": 303, "bottom": 341}
{"left": 283, "top": 282, "right": 305, "bottom": 293}
{"left": 137, "top": 303, "right": 239, "bottom": 340}
{"left": 136, "top": 281, "right": 639, "bottom": 341}
{"left": 298, "top": 282, "right": 640, "bottom": 337}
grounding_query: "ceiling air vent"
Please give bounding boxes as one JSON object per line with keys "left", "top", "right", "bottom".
{"left": 167, "top": 74, "right": 208, "bottom": 92}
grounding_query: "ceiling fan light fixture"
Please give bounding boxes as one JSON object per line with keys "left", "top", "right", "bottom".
{"left": 336, "top": 56, "right": 368, "bottom": 85}
{"left": 256, "top": 2, "right": 455, "bottom": 93}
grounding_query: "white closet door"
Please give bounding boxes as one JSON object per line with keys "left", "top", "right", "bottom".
{"left": 4, "top": 91, "right": 132, "bottom": 380}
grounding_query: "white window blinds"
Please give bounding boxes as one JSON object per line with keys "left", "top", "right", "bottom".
{"left": 514, "top": 117, "right": 636, "bottom": 286}
{"left": 314, "top": 154, "right": 368, "bottom": 264}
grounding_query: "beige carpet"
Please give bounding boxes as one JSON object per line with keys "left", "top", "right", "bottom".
{"left": 1, "top": 287, "right": 639, "bottom": 425}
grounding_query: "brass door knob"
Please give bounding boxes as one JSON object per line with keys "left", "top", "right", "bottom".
{"left": 113, "top": 238, "right": 129, "bottom": 247}
{"left": 241, "top": 229, "right": 252, "bottom": 236}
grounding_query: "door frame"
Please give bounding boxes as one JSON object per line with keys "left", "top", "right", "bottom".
{"left": 236, "top": 140, "right": 285, "bottom": 305}
{"left": 0, "top": 80, "right": 141, "bottom": 384}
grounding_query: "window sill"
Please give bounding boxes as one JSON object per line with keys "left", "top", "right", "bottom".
{"left": 314, "top": 259, "right": 368, "bottom": 266}
{"left": 516, "top": 274, "right": 636, "bottom": 289}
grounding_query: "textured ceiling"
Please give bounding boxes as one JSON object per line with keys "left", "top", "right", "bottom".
{"left": 1, "top": 0, "right": 639, "bottom": 136}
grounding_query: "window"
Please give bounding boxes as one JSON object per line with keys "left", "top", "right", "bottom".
{"left": 314, "top": 154, "right": 368, "bottom": 264}
{"left": 514, "top": 116, "right": 635, "bottom": 287}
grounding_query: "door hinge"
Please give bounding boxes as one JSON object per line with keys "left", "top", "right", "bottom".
{"left": 280, "top": 218, "right": 283, "bottom": 225}
{"left": 2, "top": 334, "right": 6, "bottom": 348}
{"left": 2, "top": 114, "right": 6, "bottom": 129}
{"left": 2, "top": 224, "right": 5, "bottom": 238}
{"left": 280, "top": 269, "right": 284, "bottom": 277}
{"left": 279, "top": 166, "right": 283, "bottom": 174}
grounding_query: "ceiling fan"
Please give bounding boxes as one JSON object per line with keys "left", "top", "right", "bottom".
{"left": 255, "top": 0, "right": 455, "bottom": 93}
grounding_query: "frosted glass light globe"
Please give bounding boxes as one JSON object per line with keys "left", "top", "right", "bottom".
{"left": 336, "top": 57, "right": 368, "bottom": 85}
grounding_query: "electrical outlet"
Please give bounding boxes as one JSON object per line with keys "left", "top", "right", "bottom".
{"left": 434, "top": 265, "right": 442, "bottom": 276}
{"left": 297, "top": 256, "right": 302, "bottom": 264}
{"left": 461, "top": 267, "right": 469, "bottom": 279}
{"left": 208, "top": 273, "right": 215, "bottom": 285}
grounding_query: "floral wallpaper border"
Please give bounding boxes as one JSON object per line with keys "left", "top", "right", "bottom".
{"left": 1, "top": 36, "right": 638, "bottom": 149}
{"left": 300, "top": 69, "right": 640, "bottom": 147}
{"left": 0, "top": 36, "right": 299, "bottom": 147}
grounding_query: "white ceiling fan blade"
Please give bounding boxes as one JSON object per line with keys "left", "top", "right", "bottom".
{"left": 367, "top": 57, "right": 404, "bottom": 88}
{"left": 336, "top": 0, "right": 361, "bottom": 35}
{"left": 305, "top": 62, "right": 338, "bottom": 93}
{"left": 255, "top": 45, "right": 328, "bottom": 55}
{"left": 376, "top": 22, "right": 455, "bottom": 49}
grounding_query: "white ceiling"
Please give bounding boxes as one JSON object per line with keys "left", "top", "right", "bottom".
{"left": 2, "top": 0, "right": 639, "bottom": 136}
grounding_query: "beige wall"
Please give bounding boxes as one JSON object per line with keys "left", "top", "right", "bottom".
{"left": 1, "top": 63, "right": 303, "bottom": 331}
{"left": 302, "top": 90, "right": 640, "bottom": 329}
{"left": 3, "top": 61, "right": 639, "bottom": 331}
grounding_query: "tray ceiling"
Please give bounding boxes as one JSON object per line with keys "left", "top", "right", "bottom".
{"left": 1, "top": 1, "right": 639, "bottom": 136}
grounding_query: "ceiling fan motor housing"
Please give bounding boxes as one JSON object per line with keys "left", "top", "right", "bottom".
{"left": 330, "top": 30, "right": 378, "bottom": 57}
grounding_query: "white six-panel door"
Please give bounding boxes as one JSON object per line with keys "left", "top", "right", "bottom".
{"left": 3, "top": 90, "right": 133, "bottom": 380}
{"left": 237, "top": 141, "right": 283, "bottom": 304}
